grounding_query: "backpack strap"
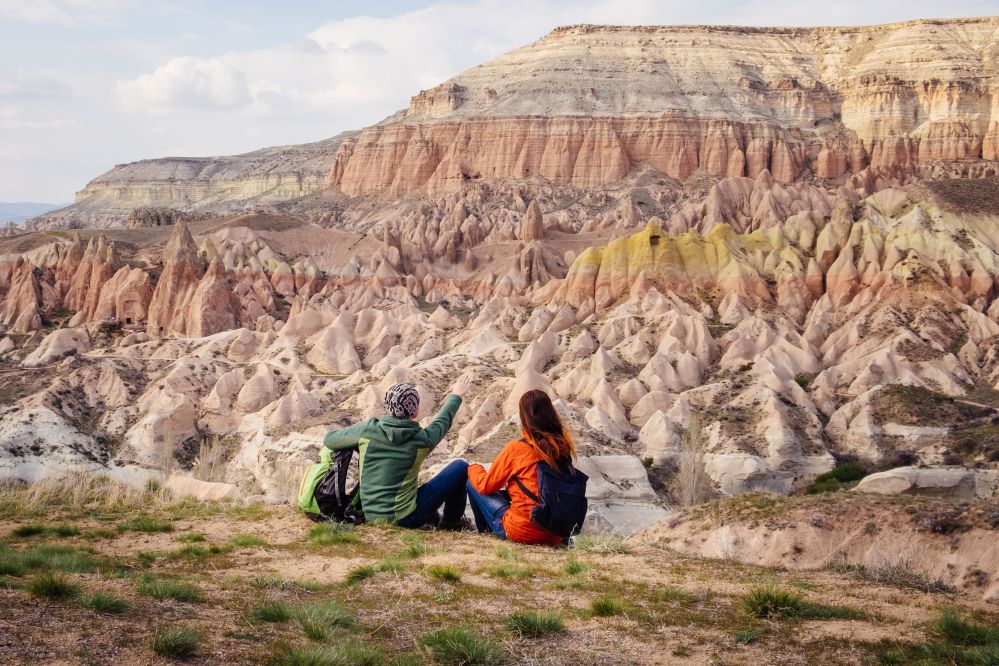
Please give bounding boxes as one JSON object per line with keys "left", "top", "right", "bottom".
{"left": 512, "top": 476, "right": 540, "bottom": 503}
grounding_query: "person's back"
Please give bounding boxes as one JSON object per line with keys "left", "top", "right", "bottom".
{"left": 324, "top": 383, "right": 467, "bottom": 526}
{"left": 467, "top": 389, "right": 580, "bottom": 546}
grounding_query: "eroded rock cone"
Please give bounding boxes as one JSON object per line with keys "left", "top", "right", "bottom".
{"left": 147, "top": 220, "right": 206, "bottom": 337}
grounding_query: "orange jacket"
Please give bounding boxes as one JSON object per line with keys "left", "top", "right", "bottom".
{"left": 467, "top": 438, "right": 564, "bottom": 546}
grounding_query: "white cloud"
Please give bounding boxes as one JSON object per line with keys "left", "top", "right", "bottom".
{"left": 117, "top": 56, "right": 252, "bottom": 111}
{"left": 0, "top": 0, "right": 73, "bottom": 24}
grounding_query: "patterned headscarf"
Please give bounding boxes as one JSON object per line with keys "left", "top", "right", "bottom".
{"left": 384, "top": 383, "right": 420, "bottom": 420}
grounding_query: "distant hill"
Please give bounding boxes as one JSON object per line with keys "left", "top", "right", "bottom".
{"left": 0, "top": 201, "right": 68, "bottom": 224}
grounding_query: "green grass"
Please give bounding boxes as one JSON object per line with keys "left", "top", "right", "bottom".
{"left": 741, "top": 586, "right": 862, "bottom": 620}
{"left": 80, "top": 591, "right": 131, "bottom": 614}
{"left": 50, "top": 524, "right": 81, "bottom": 537}
{"left": 343, "top": 565, "right": 376, "bottom": 585}
{"left": 933, "top": 608, "right": 999, "bottom": 645}
{"left": 590, "top": 595, "right": 626, "bottom": 617}
{"left": 27, "top": 571, "right": 80, "bottom": 599}
{"left": 307, "top": 523, "right": 359, "bottom": 546}
{"left": 400, "top": 536, "right": 433, "bottom": 559}
{"left": 176, "top": 533, "right": 206, "bottom": 543}
{"left": 229, "top": 534, "right": 266, "bottom": 548}
{"left": 117, "top": 516, "right": 173, "bottom": 533}
{"left": 82, "top": 528, "right": 117, "bottom": 540}
{"left": 571, "top": 534, "right": 630, "bottom": 554}
{"left": 11, "top": 524, "right": 46, "bottom": 537}
{"left": 418, "top": 627, "right": 504, "bottom": 666}
{"left": 344, "top": 559, "right": 404, "bottom": 585}
{"left": 252, "top": 599, "right": 293, "bottom": 623}
{"left": 248, "top": 576, "right": 292, "bottom": 589}
{"left": 272, "top": 639, "right": 389, "bottom": 666}
{"left": 873, "top": 608, "right": 999, "bottom": 665}
{"left": 137, "top": 578, "right": 204, "bottom": 603}
{"left": 563, "top": 558, "right": 589, "bottom": 575}
{"left": 151, "top": 626, "right": 200, "bottom": 659}
{"left": 294, "top": 600, "right": 356, "bottom": 641}
{"left": 427, "top": 565, "right": 461, "bottom": 583}
{"left": 487, "top": 564, "right": 534, "bottom": 579}
{"left": 505, "top": 610, "right": 564, "bottom": 637}
{"left": 494, "top": 545, "right": 522, "bottom": 561}
{"left": 734, "top": 628, "right": 760, "bottom": 644}
{"left": 16, "top": 544, "right": 101, "bottom": 573}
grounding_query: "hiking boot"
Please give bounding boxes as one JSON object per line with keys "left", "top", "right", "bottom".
{"left": 437, "top": 516, "right": 474, "bottom": 532}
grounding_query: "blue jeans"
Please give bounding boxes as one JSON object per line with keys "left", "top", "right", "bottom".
{"left": 467, "top": 480, "right": 509, "bottom": 538}
{"left": 396, "top": 460, "right": 469, "bottom": 528}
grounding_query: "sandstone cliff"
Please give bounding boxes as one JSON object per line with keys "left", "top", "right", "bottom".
{"left": 31, "top": 18, "right": 999, "bottom": 229}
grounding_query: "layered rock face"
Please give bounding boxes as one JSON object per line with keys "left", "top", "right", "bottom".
{"left": 29, "top": 18, "right": 999, "bottom": 231}
{"left": 332, "top": 18, "right": 999, "bottom": 196}
{"left": 34, "top": 134, "right": 355, "bottom": 229}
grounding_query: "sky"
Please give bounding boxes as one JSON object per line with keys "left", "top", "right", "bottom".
{"left": 0, "top": 0, "right": 995, "bottom": 203}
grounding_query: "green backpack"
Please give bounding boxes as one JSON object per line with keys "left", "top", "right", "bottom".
{"left": 297, "top": 446, "right": 364, "bottom": 523}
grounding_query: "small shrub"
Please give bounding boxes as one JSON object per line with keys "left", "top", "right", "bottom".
{"left": 571, "top": 534, "right": 630, "bottom": 554}
{"left": 11, "top": 524, "right": 46, "bottom": 537}
{"left": 252, "top": 599, "right": 293, "bottom": 623}
{"left": 418, "top": 627, "right": 503, "bottom": 666}
{"left": 307, "top": 523, "right": 359, "bottom": 546}
{"left": 27, "top": 571, "right": 80, "bottom": 599}
{"left": 806, "top": 463, "right": 866, "bottom": 494}
{"left": 151, "top": 626, "right": 200, "bottom": 659}
{"left": 427, "top": 565, "right": 461, "bottom": 583}
{"left": 118, "top": 516, "right": 173, "bottom": 533}
{"left": 229, "top": 534, "right": 266, "bottom": 548}
{"left": 853, "top": 555, "right": 954, "bottom": 594}
{"left": 794, "top": 373, "right": 812, "bottom": 389}
{"left": 505, "top": 610, "right": 564, "bottom": 637}
{"left": 137, "top": 579, "right": 203, "bottom": 603}
{"left": 741, "top": 586, "right": 806, "bottom": 619}
{"left": 734, "top": 629, "right": 759, "bottom": 644}
{"left": 590, "top": 595, "right": 625, "bottom": 617}
{"left": 81, "top": 591, "right": 131, "bottom": 614}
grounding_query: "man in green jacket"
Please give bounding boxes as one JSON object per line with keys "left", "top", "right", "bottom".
{"left": 324, "top": 382, "right": 468, "bottom": 529}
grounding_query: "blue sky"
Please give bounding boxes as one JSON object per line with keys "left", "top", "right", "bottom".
{"left": 1, "top": 0, "right": 995, "bottom": 202}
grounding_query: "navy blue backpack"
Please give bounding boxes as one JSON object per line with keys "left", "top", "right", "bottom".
{"left": 513, "top": 451, "right": 589, "bottom": 538}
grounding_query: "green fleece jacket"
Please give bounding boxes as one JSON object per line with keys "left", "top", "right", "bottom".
{"left": 323, "top": 394, "right": 462, "bottom": 523}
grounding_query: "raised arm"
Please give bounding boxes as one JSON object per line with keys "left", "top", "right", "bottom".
{"left": 416, "top": 394, "right": 462, "bottom": 449}
{"left": 323, "top": 419, "right": 372, "bottom": 450}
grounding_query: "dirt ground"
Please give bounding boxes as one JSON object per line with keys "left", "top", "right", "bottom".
{"left": 1, "top": 482, "right": 997, "bottom": 666}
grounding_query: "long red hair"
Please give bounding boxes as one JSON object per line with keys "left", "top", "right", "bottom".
{"left": 519, "top": 390, "right": 575, "bottom": 468}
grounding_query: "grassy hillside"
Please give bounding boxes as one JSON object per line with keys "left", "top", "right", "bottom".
{"left": 0, "top": 475, "right": 996, "bottom": 665}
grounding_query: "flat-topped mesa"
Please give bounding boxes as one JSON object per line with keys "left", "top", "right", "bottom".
{"left": 331, "top": 17, "right": 999, "bottom": 196}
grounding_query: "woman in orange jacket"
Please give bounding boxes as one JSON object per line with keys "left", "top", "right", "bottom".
{"left": 466, "top": 389, "right": 576, "bottom": 546}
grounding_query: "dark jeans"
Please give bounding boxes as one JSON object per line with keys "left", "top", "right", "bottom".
{"left": 396, "top": 460, "right": 469, "bottom": 528}
{"left": 467, "top": 480, "right": 509, "bottom": 538}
